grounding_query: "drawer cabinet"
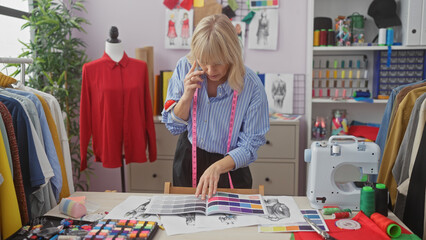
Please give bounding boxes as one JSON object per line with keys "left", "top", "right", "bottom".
{"left": 127, "top": 119, "right": 299, "bottom": 195}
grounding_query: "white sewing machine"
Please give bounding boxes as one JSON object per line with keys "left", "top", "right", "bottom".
{"left": 304, "top": 135, "right": 380, "bottom": 210}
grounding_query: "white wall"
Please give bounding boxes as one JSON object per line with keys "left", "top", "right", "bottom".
{"left": 75, "top": 0, "right": 308, "bottom": 194}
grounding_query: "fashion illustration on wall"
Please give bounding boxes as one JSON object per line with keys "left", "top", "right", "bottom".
{"left": 248, "top": 9, "right": 279, "bottom": 50}
{"left": 165, "top": 9, "right": 193, "bottom": 49}
{"left": 265, "top": 73, "right": 294, "bottom": 114}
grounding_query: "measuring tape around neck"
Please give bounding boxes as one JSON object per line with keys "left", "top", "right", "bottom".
{"left": 191, "top": 89, "right": 238, "bottom": 188}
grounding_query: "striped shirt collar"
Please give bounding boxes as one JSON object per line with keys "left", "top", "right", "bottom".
{"left": 202, "top": 76, "right": 234, "bottom": 99}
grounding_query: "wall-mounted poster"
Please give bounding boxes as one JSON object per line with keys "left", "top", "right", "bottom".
{"left": 165, "top": 9, "right": 193, "bottom": 49}
{"left": 232, "top": 21, "right": 246, "bottom": 49}
{"left": 264, "top": 73, "right": 293, "bottom": 114}
{"left": 248, "top": 9, "right": 278, "bottom": 50}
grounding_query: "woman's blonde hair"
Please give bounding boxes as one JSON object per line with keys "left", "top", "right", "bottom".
{"left": 187, "top": 14, "right": 245, "bottom": 93}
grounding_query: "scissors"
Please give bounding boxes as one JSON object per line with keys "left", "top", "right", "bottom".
{"left": 304, "top": 216, "right": 337, "bottom": 240}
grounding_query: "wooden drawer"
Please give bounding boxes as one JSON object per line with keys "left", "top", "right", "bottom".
{"left": 155, "top": 123, "right": 179, "bottom": 156}
{"left": 257, "top": 124, "right": 296, "bottom": 159}
{"left": 127, "top": 160, "right": 173, "bottom": 192}
{"left": 250, "top": 161, "right": 295, "bottom": 195}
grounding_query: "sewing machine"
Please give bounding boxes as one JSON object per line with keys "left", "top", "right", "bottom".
{"left": 304, "top": 135, "right": 380, "bottom": 210}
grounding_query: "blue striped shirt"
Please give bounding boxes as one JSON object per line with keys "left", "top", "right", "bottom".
{"left": 161, "top": 57, "right": 270, "bottom": 169}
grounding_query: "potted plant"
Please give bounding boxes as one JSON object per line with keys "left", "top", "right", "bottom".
{"left": 20, "top": 0, "right": 93, "bottom": 191}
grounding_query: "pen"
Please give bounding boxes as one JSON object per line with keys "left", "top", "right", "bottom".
{"left": 156, "top": 214, "right": 165, "bottom": 230}
{"left": 304, "top": 216, "right": 337, "bottom": 240}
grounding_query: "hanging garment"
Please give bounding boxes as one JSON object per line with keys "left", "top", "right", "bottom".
{"left": 0, "top": 103, "right": 29, "bottom": 224}
{"left": 393, "top": 94, "right": 426, "bottom": 219}
{"left": 386, "top": 82, "right": 426, "bottom": 140}
{"left": 7, "top": 89, "right": 62, "bottom": 201}
{"left": 0, "top": 90, "right": 44, "bottom": 146}
{"left": 0, "top": 124, "right": 22, "bottom": 239}
{"left": 0, "top": 112, "right": 13, "bottom": 175}
{"left": 403, "top": 121, "right": 426, "bottom": 238}
{"left": 80, "top": 52, "right": 156, "bottom": 171}
{"left": 24, "top": 86, "right": 74, "bottom": 194}
{"left": 35, "top": 93, "right": 70, "bottom": 199}
{"left": 376, "top": 80, "right": 426, "bottom": 166}
{"left": 378, "top": 86, "right": 426, "bottom": 206}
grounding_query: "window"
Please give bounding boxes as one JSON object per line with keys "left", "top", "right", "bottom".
{"left": 0, "top": 0, "right": 31, "bottom": 78}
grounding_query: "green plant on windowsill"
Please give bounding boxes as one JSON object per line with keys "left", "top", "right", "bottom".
{"left": 18, "top": 0, "right": 93, "bottom": 191}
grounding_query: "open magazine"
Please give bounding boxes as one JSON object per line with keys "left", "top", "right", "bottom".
{"left": 144, "top": 192, "right": 267, "bottom": 216}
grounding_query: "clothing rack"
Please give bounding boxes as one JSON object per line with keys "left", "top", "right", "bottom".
{"left": 0, "top": 57, "right": 33, "bottom": 84}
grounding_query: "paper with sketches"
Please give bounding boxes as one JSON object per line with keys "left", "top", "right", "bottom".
{"left": 195, "top": 213, "right": 259, "bottom": 229}
{"left": 248, "top": 9, "right": 278, "bottom": 50}
{"left": 256, "top": 196, "right": 305, "bottom": 225}
{"left": 103, "top": 196, "right": 159, "bottom": 222}
{"left": 165, "top": 9, "right": 193, "bottom": 49}
{"left": 161, "top": 213, "right": 225, "bottom": 236}
{"left": 265, "top": 73, "right": 294, "bottom": 114}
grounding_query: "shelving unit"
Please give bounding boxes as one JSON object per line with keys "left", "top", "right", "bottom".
{"left": 305, "top": 0, "right": 426, "bottom": 147}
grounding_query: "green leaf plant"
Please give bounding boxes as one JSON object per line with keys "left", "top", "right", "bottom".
{"left": 19, "top": 0, "right": 93, "bottom": 191}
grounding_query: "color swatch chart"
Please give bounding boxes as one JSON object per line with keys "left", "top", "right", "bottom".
{"left": 145, "top": 192, "right": 267, "bottom": 216}
{"left": 84, "top": 219, "right": 159, "bottom": 240}
{"left": 206, "top": 192, "right": 266, "bottom": 215}
{"left": 259, "top": 209, "right": 329, "bottom": 233}
{"left": 249, "top": 0, "right": 279, "bottom": 9}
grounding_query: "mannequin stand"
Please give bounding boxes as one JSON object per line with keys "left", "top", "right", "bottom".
{"left": 121, "top": 156, "right": 126, "bottom": 192}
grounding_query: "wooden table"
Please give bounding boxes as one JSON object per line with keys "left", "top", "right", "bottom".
{"left": 45, "top": 191, "right": 409, "bottom": 240}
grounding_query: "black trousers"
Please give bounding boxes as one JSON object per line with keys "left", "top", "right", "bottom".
{"left": 173, "top": 131, "right": 252, "bottom": 188}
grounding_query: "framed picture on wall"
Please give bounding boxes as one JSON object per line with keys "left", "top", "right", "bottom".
{"left": 165, "top": 9, "right": 193, "bottom": 49}
{"left": 264, "top": 73, "right": 294, "bottom": 114}
{"left": 248, "top": 9, "right": 278, "bottom": 50}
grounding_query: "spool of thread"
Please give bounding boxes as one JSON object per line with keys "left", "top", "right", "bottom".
{"left": 370, "top": 213, "right": 401, "bottom": 238}
{"left": 386, "top": 28, "right": 394, "bottom": 46}
{"left": 375, "top": 183, "right": 389, "bottom": 217}
{"left": 326, "top": 70, "right": 330, "bottom": 79}
{"left": 320, "top": 29, "right": 327, "bottom": 46}
{"left": 360, "top": 186, "right": 375, "bottom": 217}
{"left": 378, "top": 28, "right": 387, "bottom": 46}
{"left": 323, "top": 208, "right": 352, "bottom": 215}
{"left": 353, "top": 90, "right": 371, "bottom": 98}
{"left": 327, "top": 29, "right": 335, "bottom": 46}
{"left": 333, "top": 70, "right": 337, "bottom": 79}
{"left": 323, "top": 208, "right": 341, "bottom": 215}
{"left": 332, "top": 212, "right": 350, "bottom": 219}
{"left": 314, "top": 30, "right": 320, "bottom": 46}
{"left": 59, "top": 198, "right": 87, "bottom": 218}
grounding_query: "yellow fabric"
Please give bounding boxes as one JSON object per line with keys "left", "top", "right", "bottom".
{"left": 35, "top": 94, "right": 71, "bottom": 199}
{"left": 378, "top": 86, "right": 426, "bottom": 207}
{"left": 0, "top": 127, "right": 22, "bottom": 238}
{"left": 0, "top": 72, "right": 17, "bottom": 87}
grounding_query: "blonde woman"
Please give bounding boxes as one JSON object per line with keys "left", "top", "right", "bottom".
{"left": 162, "top": 14, "right": 269, "bottom": 200}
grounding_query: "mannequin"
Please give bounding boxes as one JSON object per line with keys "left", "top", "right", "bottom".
{"left": 80, "top": 25, "right": 157, "bottom": 193}
{"left": 105, "top": 26, "right": 124, "bottom": 62}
